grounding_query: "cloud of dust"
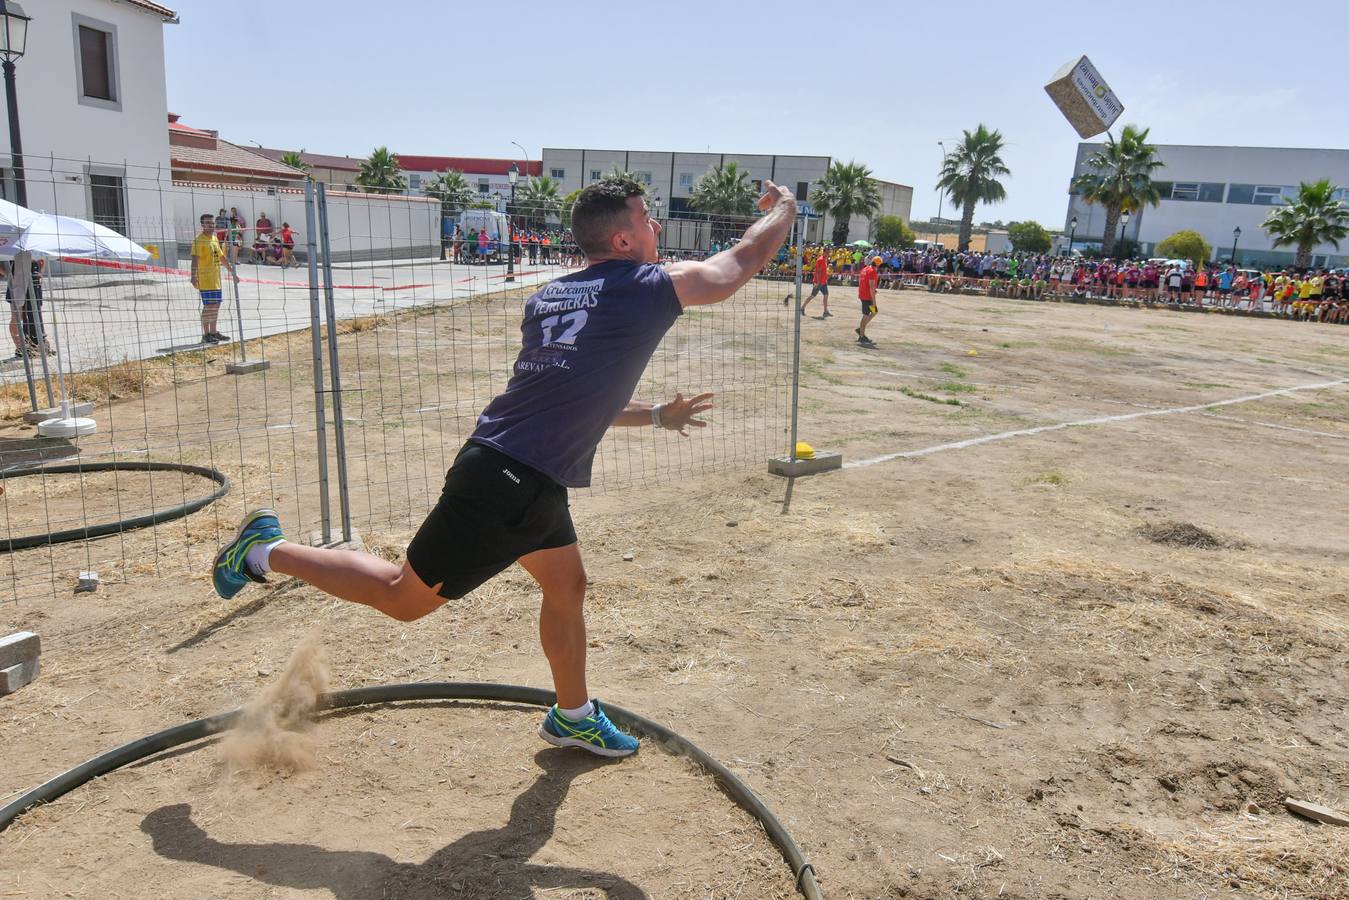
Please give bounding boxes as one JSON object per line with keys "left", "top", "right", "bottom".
{"left": 220, "top": 634, "right": 330, "bottom": 775}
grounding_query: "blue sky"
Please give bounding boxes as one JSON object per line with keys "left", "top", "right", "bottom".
{"left": 165, "top": 0, "right": 1344, "bottom": 228}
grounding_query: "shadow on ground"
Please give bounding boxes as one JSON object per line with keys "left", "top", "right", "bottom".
{"left": 140, "top": 749, "right": 646, "bottom": 898}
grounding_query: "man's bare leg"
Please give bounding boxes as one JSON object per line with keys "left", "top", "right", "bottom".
{"left": 268, "top": 544, "right": 447, "bottom": 622}
{"left": 518, "top": 543, "right": 588, "bottom": 709}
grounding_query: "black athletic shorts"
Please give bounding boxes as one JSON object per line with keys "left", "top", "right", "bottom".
{"left": 406, "top": 442, "right": 576, "bottom": 599}
{"left": 860, "top": 299, "right": 877, "bottom": 315}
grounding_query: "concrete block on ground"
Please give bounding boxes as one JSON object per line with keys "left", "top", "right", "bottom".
{"left": 0, "top": 631, "right": 40, "bottom": 696}
{"left": 23, "top": 403, "right": 93, "bottom": 425}
{"left": 225, "top": 359, "right": 272, "bottom": 375}
{"left": 768, "top": 451, "right": 843, "bottom": 478}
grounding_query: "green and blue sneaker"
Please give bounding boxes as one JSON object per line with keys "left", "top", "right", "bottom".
{"left": 212, "top": 508, "right": 283, "bottom": 600}
{"left": 539, "top": 699, "right": 639, "bottom": 758}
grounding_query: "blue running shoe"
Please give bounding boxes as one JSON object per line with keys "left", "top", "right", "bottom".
{"left": 213, "top": 508, "right": 283, "bottom": 600}
{"left": 538, "top": 699, "right": 639, "bottom": 758}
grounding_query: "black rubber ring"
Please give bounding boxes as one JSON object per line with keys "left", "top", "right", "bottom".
{"left": 0, "top": 682, "right": 823, "bottom": 899}
{"left": 0, "top": 460, "right": 229, "bottom": 552}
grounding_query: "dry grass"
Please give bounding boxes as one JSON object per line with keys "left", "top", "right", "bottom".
{"left": 1137, "top": 521, "right": 1232, "bottom": 550}
{"left": 1161, "top": 815, "right": 1349, "bottom": 898}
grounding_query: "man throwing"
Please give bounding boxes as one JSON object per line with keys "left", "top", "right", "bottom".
{"left": 191, "top": 212, "right": 238, "bottom": 344}
{"left": 213, "top": 177, "right": 798, "bottom": 757}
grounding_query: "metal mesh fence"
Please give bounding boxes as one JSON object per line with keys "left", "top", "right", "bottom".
{"left": 0, "top": 159, "right": 796, "bottom": 602}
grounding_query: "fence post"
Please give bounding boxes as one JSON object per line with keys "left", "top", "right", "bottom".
{"left": 303, "top": 180, "right": 332, "bottom": 544}
{"left": 315, "top": 183, "right": 353, "bottom": 544}
{"left": 787, "top": 214, "right": 804, "bottom": 460}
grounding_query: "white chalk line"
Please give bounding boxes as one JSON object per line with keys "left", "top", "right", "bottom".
{"left": 845, "top": 377, "right": 1349, "bottom": 470}
{"left": 1199, "top": 412, "right": 1349, "bottom": 442}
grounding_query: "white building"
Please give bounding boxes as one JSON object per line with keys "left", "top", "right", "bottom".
{"left": 0, "top": 0, "right": 178, "bottom": 260}
{"left": 1064, "top": 143, "right": 1349, "bottom": 267}
{"left": 541, "top": 148, "right": 912, "bottom": 246}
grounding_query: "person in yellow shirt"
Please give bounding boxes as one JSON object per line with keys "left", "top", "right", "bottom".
{"left": 191, "top": 212, "right": 238, "bottom": 344}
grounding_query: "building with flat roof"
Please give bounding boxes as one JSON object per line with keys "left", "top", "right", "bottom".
{"left": 1064, "top": 143, "right": 1349, "bottom": 267}
{"left": 394, "top": 155, "right": 542, "bottom": 210}
{"left": 541, "top": 148, "right": 912, "bottom": 244}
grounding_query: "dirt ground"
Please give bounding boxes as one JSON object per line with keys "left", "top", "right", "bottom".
{"left": 2, "top": 283, "right": 1348, "bottom": 898}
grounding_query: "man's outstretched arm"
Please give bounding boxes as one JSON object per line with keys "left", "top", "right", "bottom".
{"left": 668, "top": 181, "right": 797, "bottom": 307}
{"left": 611, "top": 392, "right": 714, "bottom": 436}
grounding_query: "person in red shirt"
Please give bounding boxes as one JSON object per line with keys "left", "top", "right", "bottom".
{"left": 799, "top": 247, "right": 833, "bottom": 317}
{"left": 856, "top": 255, "right": 880, "bottom": 346}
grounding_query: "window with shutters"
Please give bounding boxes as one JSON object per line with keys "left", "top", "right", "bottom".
{"left": 72, "top": 15, "right": 122, "bottom": 111}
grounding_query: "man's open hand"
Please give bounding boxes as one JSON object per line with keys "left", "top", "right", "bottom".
{"left": 756, "top": 180, "right": 795, "bottom": 214}
{"left": 660, "top": 391, "right": 714, "bottom": 436}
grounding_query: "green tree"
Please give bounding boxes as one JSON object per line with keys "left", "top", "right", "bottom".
{"left": 356, "top": 147, "right": 407, "bottom": 193}
{"left": 560, "top": 188, "right": 582, "bottom": 228}
{"left": 423, "top": 170, "right": 473, "bottom": 214}
{"left": 874, "top": 215, "right": 915, "bottom": 248}
{"left": 1071, "top": 124, "right": 1165, "bottom": 258}
{"left": 279, "top": 150, "right": 311, "bottom": 176}
{"left": 515, "top": 174, "right": 563, "bottom": 226}
{"left": 810, "top": 160, "right": 881, "bottom": 245}
{"left": 1156, "top": 230, "right": 1212, "bottom": 267}
{"left": 1007, "top": 220, "right": 1052, "bottom": 253}
{"left": 1261, "top": 179, "right": 1349, "bottom": 268}
{"left": 936, "top": 125, "right": 1011, "bottom": 252}
{"left": 689, "top": 162, "right": 757, "bottom": 216}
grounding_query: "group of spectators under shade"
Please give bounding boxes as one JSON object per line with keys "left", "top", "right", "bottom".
{"left": 212, "top": 208, "right": 297, "bottom": 267}
{"left": 766, "top": 244, "right": 1349, "bottom": 324}
{"left": 445, "top": 226, "right": 586, "bottom": 268}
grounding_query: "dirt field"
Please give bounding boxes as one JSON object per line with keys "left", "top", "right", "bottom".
{"left": 2, "top": 284, "right": 1348, "bottom": 898}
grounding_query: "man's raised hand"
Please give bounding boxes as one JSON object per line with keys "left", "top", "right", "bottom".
{"left": 757, "top": 180, "right": 796, "bottom": 214}
{"left": 659, "top": 391, "right": 714, "bottom": 437}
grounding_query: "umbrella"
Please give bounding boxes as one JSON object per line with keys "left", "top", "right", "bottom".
{"left": 848, "top": 239, "right": 873, "bottom": 249}
{"left": 5, "top": 212, "right": 150, "bottom": 261}
{"left": 1, "top": 214, "right": 150, "bottom": 437}
{"left": 0, "top": 197, "right": 40, "bottom": 247}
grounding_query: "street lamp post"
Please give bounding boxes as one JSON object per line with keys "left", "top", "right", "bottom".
{"left": 652, "top": 195, "right": 663, "bottom": 252}
{"left": 1, "top": 0, "right": 32, "bottom": 208}
{"left": 1067, "top": 215, "right": 1077, "bottom": 257}
{"left": 505, "top": 163, "right": 518, "bottom": 283}
{"left": 1118, "top": 210, "right": 1131, "bottom": 260}
{"left": 1231, "top": 226, "right": 1241, "bottom": 265}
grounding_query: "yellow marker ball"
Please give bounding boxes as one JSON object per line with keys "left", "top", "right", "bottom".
{"left": 967, "top": 350, "right": 979, "bottom": 356}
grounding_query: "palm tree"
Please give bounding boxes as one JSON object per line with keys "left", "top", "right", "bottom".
{"left": 515, "top": 174, "right": 563, "bottom": 226}
{"left": 279, "top": 150, "right": 311, "bottom": 176}
{"left": 423, "top": 170, "right": 473, "bottom": 214}
{"left": 810, "top": 160, "right": 881, "bottom": 245}
{"left": 356, "top": 147, "right": 407, "bottom": 193}
{"left": 689, "top": 162, "right": 757, "bottom": 217}
{"left": 1070, "top": 124, "right": 1164, "bottom": 257}
{"left": 936, "top": 126, "right": 1011, "bottom": 252}
{"left": 1262, "top": 179, "right": 1349, "bottom": 268}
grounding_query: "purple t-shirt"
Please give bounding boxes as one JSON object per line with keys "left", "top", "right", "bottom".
{"left": 470, "top": 260, "right": 683, "bottom": 487}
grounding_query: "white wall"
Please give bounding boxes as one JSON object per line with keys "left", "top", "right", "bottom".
{"left": 0, "top": 0, "right": 175, "bottom": 259}
{"left": 170, "top": 185, "right": 440, "bottom": 263}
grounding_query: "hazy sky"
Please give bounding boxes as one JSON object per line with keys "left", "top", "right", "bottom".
{"left": 164, "top": 0, "right": 1344, "bottom": 229}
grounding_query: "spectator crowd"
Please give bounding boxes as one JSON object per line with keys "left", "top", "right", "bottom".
{"left": 770, "top": 244, "right": 1349, "bottom": 324}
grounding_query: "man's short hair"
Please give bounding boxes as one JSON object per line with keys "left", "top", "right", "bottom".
{"left": 571, "top": 176, "right": 646, "bottom": 258}
{"left": 200, "top": 213, "right": 214, "bottom": 223}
